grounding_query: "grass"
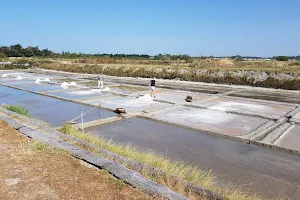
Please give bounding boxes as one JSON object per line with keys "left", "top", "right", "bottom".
{"left": 59, "top": 124, "right": 259, "bottom": 200}
{"left": 3, "top": 105, "right": 29, "bottom": 116}
{"left": 39, "top": 59, "right": 300, "bottom": 90}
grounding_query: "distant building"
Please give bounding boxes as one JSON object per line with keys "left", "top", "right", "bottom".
{"left": 288, "top": 58, "right": 296, "bottom": 62}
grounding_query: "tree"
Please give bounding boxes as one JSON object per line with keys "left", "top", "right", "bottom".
{"left": 276, "top": 56, "right": 289, "bottom": 61}
{"left": 0, "top": 52, "right": 6, "bottom": 58}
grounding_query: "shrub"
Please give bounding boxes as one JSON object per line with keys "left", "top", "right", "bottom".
{"left": 3, "top": 105, "right": 29, "bottom": 116}
{"left": 276, "top": 56, "right": 289, "bottom": 61}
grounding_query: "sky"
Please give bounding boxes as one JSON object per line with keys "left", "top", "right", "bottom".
{"left": 0, "top": 0, "right": 299, "bottom": 57}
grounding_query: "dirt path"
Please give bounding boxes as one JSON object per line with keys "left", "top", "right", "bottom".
{"left": 0, "top": 120, "right": 152, "bottom": 200}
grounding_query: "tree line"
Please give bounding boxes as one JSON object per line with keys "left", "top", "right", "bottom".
{"left": 0, "top": 44, "right": 194, "bottom": 61}
{"left": 0, "top": 44, "right": 299, "bottom": 61}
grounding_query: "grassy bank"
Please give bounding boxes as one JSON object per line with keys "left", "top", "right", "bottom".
{"left": 60, "top": 124, "right": 258, "bottom": 200}
{"left": 3, "top": 105, "right": 29, "bottom": 116}
{"left": 41, "top": 61, "right": 300, "bottom": 90}
{"left": 3, "top": 57, "right": 300, "bottom": 89}
{"left": 0, "top": 121, "right": 152, "bottom": 200}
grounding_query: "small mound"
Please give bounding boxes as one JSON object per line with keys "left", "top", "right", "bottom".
{"left": 61, "top": 82, "right": 69, "bottom": 89}
{"left": 102, "top": 87, "right": 110, "bottom": 91}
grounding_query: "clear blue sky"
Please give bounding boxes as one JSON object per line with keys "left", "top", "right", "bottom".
{"left": 1, "top": 0, "right": 299, "bottom": 57}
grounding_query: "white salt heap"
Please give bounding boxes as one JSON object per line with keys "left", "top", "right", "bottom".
{"left": 102, "top": 87, "right": 110, "bottom": 91}
{"left": 61, "top": 82, "right": 69, "bottom": 89}
{"left": 16, "top": 76, "right": 22, "bottom": 80}
{"left": 60, "top": 81, "right": 77, "bottom": 89}
{"left": 35, "top": 78, "right": 41, "bottom": 84}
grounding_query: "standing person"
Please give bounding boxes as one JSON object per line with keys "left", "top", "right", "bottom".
{"left": 97, "top": 73, "right": 104, "bottom": 89}
{"left": 150, "top": 79, "right": 156, "bottom": 98}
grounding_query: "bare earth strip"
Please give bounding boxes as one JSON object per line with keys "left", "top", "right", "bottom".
{"left": 0, "top": 120, "right": 152, "bottom": 200}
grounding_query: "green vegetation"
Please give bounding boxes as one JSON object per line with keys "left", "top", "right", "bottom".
{"left": 2, "top": 44, "right": 300, "bottom": 90}
{"left": 3, "top": 105, "right": 29, "bottom": 116}
{"left": 0, "top": 52, "right": 6, "bottom": 58}
{"left": 60, "top": 124, "right": 258, "bottom": 200}
{"left": 0, "top": 44, "right": 193, "bottom": 60}
{"left": 276, "top": 56, "right": 289, "bottom": 61}
{"left": 29, "top": 141, "right": 51, "bottom": 151}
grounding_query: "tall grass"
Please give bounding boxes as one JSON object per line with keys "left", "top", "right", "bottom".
{"left": 60, "top": 124, "right": 258, "bottom": 200}
{"left": 41, "top": 62, "right": 300, "bottom": 90}
{"left": 3, "top": 105, "right": 29, "bottom": 116}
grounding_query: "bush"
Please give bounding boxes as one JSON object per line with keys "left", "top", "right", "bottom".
{"left": 3, "top": 105, "right": 29, "bottom": 116}
{"left": 276, "top": 56, "right": 289, "bottom": 61}
{"left": 0, "top": 52, "right": 6, "bottom": 58}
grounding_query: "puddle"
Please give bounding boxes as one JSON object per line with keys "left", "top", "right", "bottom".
{"left": 276, "top": 125, "right": 300, "bottom": 152}
{"left": 85, "top": 95, "right": 171, "bottom": 113}
{"left": 0, "top": 86, "right": 115, "bottom": 126}
{"left": 229, "top": 91, "right": 300, "bottom": 104}
{"left": 150, "top": 106, "right": 268, "bottom": 136}
{"left": 86, "top": 117, "right": 300, "bottom": 199}
{"left": 197, "top": 97, "right": 295, "bottom": 119}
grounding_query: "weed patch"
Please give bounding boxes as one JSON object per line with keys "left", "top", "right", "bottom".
{"left": 3, "top": 105, "right": 29, "bottom": 116}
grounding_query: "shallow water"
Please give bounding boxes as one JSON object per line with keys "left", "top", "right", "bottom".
{"left": 277, "top": 125, "right": 300, "bottom": 152}
{"left": 0, "top": 86, "right": 115, "bottom": 126}
{"left": 150, "top": 106, "right": 268, "bottom": 136}
{"left": 20, "top": 84, "right": 65, "bottom": 92}
{"left": 197, "top": 97, "right": 295, "bottom": 119}
{"left": 229, "top": 91, "right": 300, "bottom": 104}
{"left": 48, "top": 89, "right": 111, "bottom": 99}
{"left": 86, "top": 117, "right": 300, "bottom": 200}
{"left": 85, "top": 95, "right": 171, "bottom": 113}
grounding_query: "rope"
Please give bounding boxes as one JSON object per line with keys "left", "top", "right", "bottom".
{"left": 69, "top": 70, "right": 104, "bottom": 124}
{"left": 73, "top": 110, "right": 101, "bottom": 122}
{"left": 69, "top": 105, "right": 100, "bottom": 122}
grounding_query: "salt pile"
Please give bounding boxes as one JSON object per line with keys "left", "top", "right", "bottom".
{"left": 35, "top": 78, "right": 41, "bottom": 84}
{"left": 2, "top": 74, "right": 7, "bottom": 77}
{"left": 36, "top": 78, "right": 51, "bottom": 84}
{"left": 69, "top": 82, "right": 77, "bottom": 86}
{"left": 60, "top": 81, "right": 77, "bottom": 89}
{"left": 102, "top": 86, "right": 110, "bottom": 91}
{"left": 61, "top": 82, "right": 69, "bottom": 89}
{"left": 16, "top": 76, "right": 22, "bottom": 80}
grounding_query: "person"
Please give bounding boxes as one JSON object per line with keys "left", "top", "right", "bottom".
{"left": 97, "top": 73, "right": 103, "bottom": 89}
{"left": 150, "top": 79, "right": 156, "bottom": 98}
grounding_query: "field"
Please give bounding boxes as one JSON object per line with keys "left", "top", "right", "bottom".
{"left": 3, "top": 57, "right": 300, "bottom": 90}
